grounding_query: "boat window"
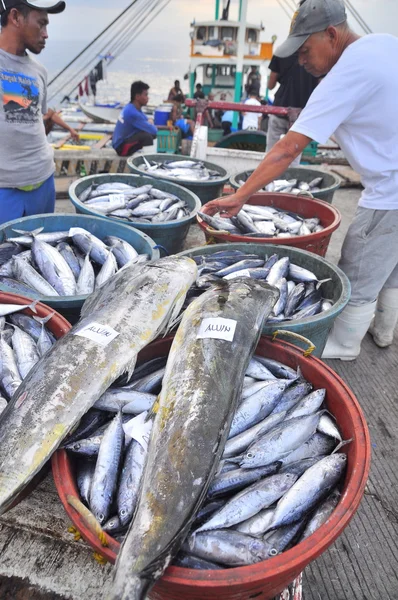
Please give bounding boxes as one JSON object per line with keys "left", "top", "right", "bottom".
{"left": 221, "top": 27, "right": 235, "bottom": 41}
{"left": 197, "top": 26, "right": 206, "bottom": 41}
{"left": 206, "top": 66, "right": 216, "bottom": 78}
{"left": 247, "top": 28, "right": 258, "bottom": 42}
{"left": 208, "top": 26, "right": 218, "bottom": 40}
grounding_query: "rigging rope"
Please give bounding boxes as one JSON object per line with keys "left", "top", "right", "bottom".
{"left": 48, "top": 0, "right": 159, "bottom": 102}
{"left": 47, "top": 0, "right": 141, "bottom": 88}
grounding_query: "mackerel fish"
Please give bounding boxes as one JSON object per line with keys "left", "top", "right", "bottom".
{"left": 110, "top": 278, "right": 279, "bottom": 600}
{"left": 0, "top": 256, "right": 197, "bottom": 514}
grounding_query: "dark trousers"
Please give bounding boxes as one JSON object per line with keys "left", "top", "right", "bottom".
{"left": 115, "top": 131, "right": 156, "bottom": 156}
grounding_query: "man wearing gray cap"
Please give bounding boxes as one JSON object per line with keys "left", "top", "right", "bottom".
{"left": 0, "top": 0, "right": 65, "bottom": 224}
{"left": 206, "top": 0, "right": 398, "bottom": 361}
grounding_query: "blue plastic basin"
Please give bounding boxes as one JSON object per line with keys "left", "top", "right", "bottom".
{"left": 0, "top": 213, "right": 160, "bottom": 323}
{"left": 69, "top": 173, "right": 201, "bottom": 255}
{"left": 178, "top": 243, "right": 351, "bottom": 357}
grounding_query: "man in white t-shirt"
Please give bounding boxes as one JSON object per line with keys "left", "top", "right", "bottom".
{"left": 242, "top": 87, "right": 262, "bottom": 130}
{"left": 205, "top": 0, "right": 398, "bottom": 360}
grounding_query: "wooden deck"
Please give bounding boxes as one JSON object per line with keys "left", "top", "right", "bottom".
{"left": 0, "top": 188, "right": 397, "bottom": 599}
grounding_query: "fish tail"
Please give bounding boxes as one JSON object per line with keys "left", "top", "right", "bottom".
{"left": 28, "top": 300, "right": 39, "bottom": 314}
{"left": 33, "top": 311, "right": 54, "bottom": 326}
{"left": 109, "top": 573, "right": 151, "bottom": 600}
{"left": 12, "top": 227, "right": 44, "bottom": 237}
{"left": 332, "top": 438, "right": 353, "bottom": 453}
{"left": 316, "top": 278, "right": 332, "bottom": 289}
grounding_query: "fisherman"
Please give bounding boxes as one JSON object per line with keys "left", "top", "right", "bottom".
{"left": 167, "top": 79, "right": 185, "bottom": 102}
{"left": 206, "top": 0, "right": 398, "bottom": 360}
{"left": 193, "top": 83, "right": 205, "bottom": 100}
{"left": 266, "top": 51, "right": 318, "bottom": 166}
{"left": 112, "top": 80, "right": 157, "bottom": 156}
{"left": 170, "top": 92, "right": 195, "bottom": 139}
{"left": 245, "top": 65, "right": 261, "bottom": 97}
{"left": 0, "top": 0, "right": 66, "bottom": 225}
{"left": 241, "top": 86, "right": 262, "bottom": 131}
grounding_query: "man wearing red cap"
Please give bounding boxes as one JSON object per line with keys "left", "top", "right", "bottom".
{"left": 206, "top": 0, "right": 398, "bottom": 360}
{"left": 0, "top": 0, "right": 65, "bottom": 224}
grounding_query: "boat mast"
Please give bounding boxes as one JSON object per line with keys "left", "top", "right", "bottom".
{"left": 233, "top": 0, "right": 248, "bottom": 128}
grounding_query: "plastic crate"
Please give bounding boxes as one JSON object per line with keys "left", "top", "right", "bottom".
{"left": 157, "top": 128, "right": 181, "bottom": 154}
{"left": 302, "top": 140, "right": 319, "bottom": 157}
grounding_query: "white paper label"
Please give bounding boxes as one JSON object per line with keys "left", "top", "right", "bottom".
{"left": 109, "top": 194, "right": 126, "bottom": 203}
{"left": 223, "top": 269, "right": 251, "bottom": 280}
{"left": 123, "top": 411, "right": 153, "bottom": 450}
{"left": 197, "top": 317, "right": 237, "bottom": 342}
{"left": 74, "top": 322, "right": 120, "bottom": 346}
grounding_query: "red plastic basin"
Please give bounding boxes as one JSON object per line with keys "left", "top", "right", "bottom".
{"left": 52, "top": 334, "right": 370, "bottom": 599}
{"left": 0, "top": 291, "right": 71, "bottom": 511}
{"left": 198, "top": 193, "right": 341, "bottom": 257}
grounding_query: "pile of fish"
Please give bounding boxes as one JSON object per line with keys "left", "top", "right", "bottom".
{"left": 235, "top": 173, "right": 324, "bottom": 195}
{"left": 67, "top": 352, "right": 347, "bottom": 572}
{"left": 0, "top": 301, "right": 56, "bottom": 416}
{"left": 186, "top": 250, "right": 334, "bottom": 323}
{"left": 0, "top": 227, "right": 148, "bottom": 297}
{"left": 199, "top": 203, "right": 325, "bottom": 239}
{"left": 77, "top": 180, "right": 192, "bottom": 222}
{"left": 137, "top": 157, "right": 222, "bottom": 182}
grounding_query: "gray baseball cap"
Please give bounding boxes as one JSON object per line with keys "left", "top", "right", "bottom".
{"left": 274, "top": 0, "right": 347, "bottom": 58}
{"left": 0, "top": 0, "right": 65, "bottom": 14}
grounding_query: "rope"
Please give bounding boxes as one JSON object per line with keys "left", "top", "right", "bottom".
{"left": 66, "top": 494, "right": 108, "bottom": 547}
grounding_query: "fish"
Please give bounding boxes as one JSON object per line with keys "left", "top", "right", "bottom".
{"left": 12, "top": 256, "right": 59, "bottom": 296}
{"left": 183, "top": 529, "right": 273, "bottom": 567}
{"left": 109, "top": 278, "right": 279, "bottom": 600}
{"left": 31, "top": 238, "right": 76, "bottom": 296}
{"left": 262, "top": 454, "right": 347, "bottom": 532}
{"left": 239, "top": 412, "right": 324, "bottom": 469}
{"left": 184, "top": 251, "right": 334, "bottom": 324}
{"left": 1, "top": 226, "right": 149, "bottom": 298}
{"left": 138, "top": 159, "right": 220, "bottom": 183}
{"left": 78, "top": 181, "right": 192, "bottom": 223}
{"left": 195, "top": 472, "right": 298, "bottom": 533}
{"left": 90, "top": 412, "right": 125, "bottom": 523}
{"left": 237, "top": 173, "right": 324, "bottom": 194}
{"left": 299, "top": 488, "right": 341, "bottom": 541}
{"left": 0, "top": 256, "right": 197, "bottom": 515}
{"left": 200, "top": 200, "right": 325, "bottom": 239}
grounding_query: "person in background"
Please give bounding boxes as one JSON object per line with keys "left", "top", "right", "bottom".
{"left": 245, "top": 66, "right": 261, "bottom": 97}
{"left": 0, "top": 0, "right": 65, "bottom": 225}
{"left": 266, "top": 51, "right": 318, "bottom": 166}
{"left": 242, "top": 87, "right": 262, "bottom": 130}
{"left": 112, "top": 81, "right": 157, "bottom": 156}
{"left": 170, "top": 92, "right": 195, "bottom": 139}
{"left": 206, "top": 0, "right": 398, "bottom": 360}
{"left": 168, "top": 79, "right": 185, "bottom": 102}
{"left": 193, "top": 83, "right": 205, "bottom": 99}
{"left": 221, "top": 110, "right": 233, "bottom": 136}
{"left": 43, "top": 107, "right": 79, "bottom": 141}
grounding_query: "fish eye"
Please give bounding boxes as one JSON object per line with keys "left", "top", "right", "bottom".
{"left": 121, "top": 509, "right": 127, "bottom": 516}
{"left": 246, "top": 452, "right": 254, "bottom": 459}
{"left": 270, "top": 548, "right": 278, "bottom": 556}
{"left": 99, "top": 513, "right": 105, "bottom": 523}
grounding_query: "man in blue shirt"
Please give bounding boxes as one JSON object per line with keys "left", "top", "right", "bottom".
{"left": 112, "top": 81, "right": 157, "bottom": 156}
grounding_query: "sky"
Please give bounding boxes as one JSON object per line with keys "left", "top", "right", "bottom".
{"left": 41, "top": 0, "right": 398, "bottom": 74}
